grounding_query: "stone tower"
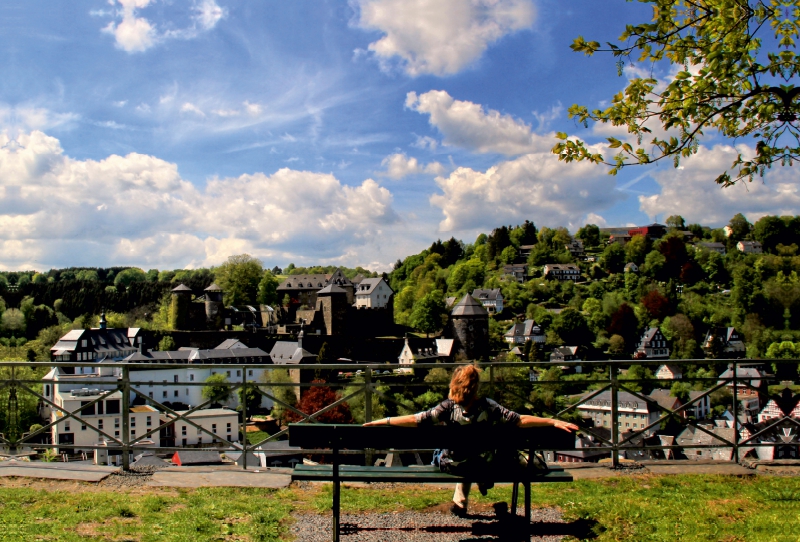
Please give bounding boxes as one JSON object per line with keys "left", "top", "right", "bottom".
{"left": 450, "top": 294, "right": 489, "bottom": 361}
{"left": 170, "top": 284, "right": 192, "bottom": 330}
{"left": 316, "top": 284, "right": 348, "bottom": 335}
{"left": 204, "top": 283, "right": 224, "bottom": 329}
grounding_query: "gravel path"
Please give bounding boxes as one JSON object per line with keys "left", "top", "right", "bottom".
{"left": 290, "top": 508, "right": 571, "bottom": 542}
{"left": 97, "top": 465, "right": 167, "bottom": 489}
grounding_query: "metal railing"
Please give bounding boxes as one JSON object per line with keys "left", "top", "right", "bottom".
{"left": 0, "top": 358, "right": 798, "bottom": 470}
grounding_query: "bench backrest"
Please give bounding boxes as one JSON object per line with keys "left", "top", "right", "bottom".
{"left": 288, "top": 424, "right": 577, "bottom": 451}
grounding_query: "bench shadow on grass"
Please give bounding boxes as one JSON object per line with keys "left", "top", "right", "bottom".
{"left": 340, "top": 515, "right": 600, "bottom": 541}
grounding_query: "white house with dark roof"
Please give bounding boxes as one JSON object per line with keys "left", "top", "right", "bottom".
{"left": 504, "top": 319, "right": 545, "bottom": 345}
{"left": 636, "top": 327, "right": 670, "bottom": 359}
{"left": 543, "top": 264, "right": 581, "bottom": 282}
{"left": 565, "top": 239, "right": 585, "bottom": 259}
{"left": 502, "top": 264, "right": 528, "bottom": 283}
{"left": 698, "top": 242, "right": 726, "bottom": 255}
{"left": 655, "top": 364, "right": 683, "bottom": 380}
{"left": 471, "top": 288, "right": 503, "bottom": 313}
{"left": 50, "top": 315, "right": 145, "bottom": 365}
{"left": 578, "top": 390, "right": 661, "bottom": 435}
{"left": 703, "top": 327, "right": 746, "bottom": 358}
{"left": 354, "top": 277, "right": 393, "bottom": 309}
{"left": 737, "top": 240, "right": 763, "bottom": 254}
{"left": 397, "top": 337, "right": 453, "bottom": 374}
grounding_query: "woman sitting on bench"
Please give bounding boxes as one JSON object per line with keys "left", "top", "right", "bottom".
{"left": 364, "top": 364, "right": 578, "bottom": 516}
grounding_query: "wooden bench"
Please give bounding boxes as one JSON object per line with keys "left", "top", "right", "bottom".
{"left": 288, "top": 423, "right": 576, "bottom": 541}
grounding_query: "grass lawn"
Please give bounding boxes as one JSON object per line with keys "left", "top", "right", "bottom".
{"left": 1, "top": 474, "right": 799, "bottom": 541}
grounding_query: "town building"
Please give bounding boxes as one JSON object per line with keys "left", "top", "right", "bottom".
{"left": 397, "top": 337, "right": 455, "bottom": 373}
{"left": 550, "top": 346, "right": 579, "bottom": 362}
{"left": 50, "top": 314, "right": 146, "bottom": 365}
{"left": 502, "top": 264, "right": 528, "bottom": 283}
{"left": 655, "top": 364, "right": 683, "bottom": 380}
{"left": 162, "top": 408, "right": 240, "bottom": 447}
{"left": 698, "top": 242, "right": 726, "bottom": 255}
{"left": 354, "top": 277, "right": 393, "bottom": 309}
{"left": 737, "top": 240, "right": 763, "bottom": 254}
{"left": 543, "top": 264, "right": 581, "bottom": 282}
{"left": 578, "top": 390, "right": 661, "bottom": 436}
{"left": 703, "top": 327, "right": 746, "bottom": 358}
{"left": 504, "top": 319, "right": 545, "bottom": 345}
{"left": 565, "top": 239, "right": 585, "bottom": 259}
{"left": 627, "top": 223, "right": 667, "bottom": 239}
{"left": 677, "top": 423, "right": 737, "bottom": 461}
{"left": 471, "top": 288, "right": 504, "bottom": 313}
{"left": 277, "top": 268, "right": 355, "bottom": 309}
{"left": 636, "top": 327, "right": 670, "bottom": 359}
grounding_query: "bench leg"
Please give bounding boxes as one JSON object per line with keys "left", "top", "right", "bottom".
{"left": 511, "top": 482, "right": 519, "bottom": 515}
{"left": 332, "top": 446, "right": 340, "bottom": 542}
{"left": 524, "top": 482, "right": 531, "bottom": 540}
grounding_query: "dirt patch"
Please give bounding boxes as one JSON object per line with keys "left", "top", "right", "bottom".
{"left": 0, "top": 476, "right": 180, "bottom": 497}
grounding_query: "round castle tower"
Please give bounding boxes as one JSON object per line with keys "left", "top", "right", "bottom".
{"left": 204, "top": 283, "right": 224, "bottom": 329}
{"left": 170, "top": 284, "right": 192, "bottom": 330}
{"left": 450, "top": 294, "right": 489, "bottom": 361}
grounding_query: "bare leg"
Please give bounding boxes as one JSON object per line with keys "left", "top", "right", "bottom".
{"left": 453, "top": 482, "right": 471, "bottom": 509}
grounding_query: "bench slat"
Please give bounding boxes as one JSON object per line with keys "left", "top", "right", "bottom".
{"left": 287, "top": 424, "right": 577, "bottom": 451}
{"left": 291, "top": 465, "right": 573, "bottom": 484}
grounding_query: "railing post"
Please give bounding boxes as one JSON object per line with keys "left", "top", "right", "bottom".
{"left": 242, "top": 368, "right": 248, "bottom": 470}
{"left": 121, "top": 366, "right": 130, "bottom": 472}
{"left": 489, "top": 364, "right": 495, "bottom": 400}
{"left": 364, "top": 367, "right": 373, "bottom": 467}
{"left": 364, "top": 367, "right": 372, "bottom": 424}
{"left": 731, "top": 362, "right": 739, "bottom": 463}
{"left": 610, "top": 363, "right": 619, "bottom": 468}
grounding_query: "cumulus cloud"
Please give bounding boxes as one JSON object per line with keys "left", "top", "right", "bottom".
{"left": 430, "top": 151, "right": 622, "bottom": 232}
{"left": 379, "top": 152, "right": 444, "bottom": 179}
{"left": 0, "top": 130, "right": 401, "bottom": 270}
{"left": 638, "top": 144, "right": 800, "bottom": 225}
{"left": 102, "top": 0, "right": 226, "bottom": 53}
{"left": 356, "top": 0, "right": 535, "bottom": 76}
{"left": 180, "top": 102, "right": 206, "bottom": 116}
{"left": 406, "top": 90, "right": 552, "bottom": 155}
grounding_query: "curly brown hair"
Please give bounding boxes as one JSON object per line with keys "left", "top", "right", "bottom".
{"left": 448, "top": 365, "right": 482, "bottom": 404}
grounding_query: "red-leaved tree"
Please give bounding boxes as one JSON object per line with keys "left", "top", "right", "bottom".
{"left": 641, "top": 289, "right": 671, "bottom": 321}
{"left": 287, "top": 380, "right": 353, "bottom": 424}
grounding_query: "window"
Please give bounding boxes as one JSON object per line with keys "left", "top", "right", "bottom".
{"left": 226, "top": 422, "right": 231, "bottom": 433}
{"left": 198, "top": 437, "right": 202, "bottom": 444}
{"left": 148, "top": 392, "right": 153, "bottom": 399}
{"left": 97, "top": 401, "right": 104, "bottom": 415}
{"left": 115, "top": 418, "right": 120, "bottom": 428}
{"left": 186, "top": 389, "right": 189, "bottom": 396}
{"left": 81, "top": 424, "right": 87, "bottom": 431}
{"left": 162, "top": 391, "right": 167, "bottom": 398}
{"left": 174, "top": 390, "right": 179, "bottom": 397}
{"left": 98, "top": 420, "right": 104, "bottom": 430}
{"left": 226, "top": 371, "right": 231, "bottom": 377}
{"left": 131, "top": 430, "right": 136, "bottom": 436}
{"left": 106, "top": 400, "right": 120, "bottom": 414}
{"left": 190, "top": 374, "right": 194, "bottom": 382}
{"left": 131, "top": 418, "right": 136, "bottom": 427}
{"left": 197, "top": 427, "right": 202, "bottom": 435}
{"left": 182, "top": 438, "right": 187, "bottom": 446}
{"left": 146, "top": 416, "right": 152, "bottom": 427}
{"left": 82, "top": 340, "right": 87, "bottom": 347}
{"left": 212, "top": 424, "right": 217, "bottom": 434}
{"left": 115, "top": 431, "right": 120, "bottom": 438}
{"left": 181, "top": 426, "right": 187, "bottom": 436}
{"left": 174, "top": 375, "right": 179, "bottom": 383}
{"left": 248, "top": 370, "right": 253, "bottom": 377}
{"left": 236, "top": 370, "right": 241, "bottom": 377}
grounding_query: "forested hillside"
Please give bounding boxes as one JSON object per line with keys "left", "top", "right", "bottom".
{"left": 388, "top": 214, "right": 800, "bottom": 361}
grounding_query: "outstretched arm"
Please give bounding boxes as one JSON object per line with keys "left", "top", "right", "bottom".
{"left": 363, "top": 414, "right": 418, "bottom": 427}
{"left": 517, "top": 415, "right": 579, "bottom": 432}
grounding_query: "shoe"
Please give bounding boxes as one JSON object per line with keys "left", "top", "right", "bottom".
{"left": 449, "top": 503, "right": 468, "bottom": 518}
{"left": 477, "top": 482, "right": 494, "bottom": 496}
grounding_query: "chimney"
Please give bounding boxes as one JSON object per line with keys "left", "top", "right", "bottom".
{"left": 99, "top": 311, "right": 107, "bottom": 330}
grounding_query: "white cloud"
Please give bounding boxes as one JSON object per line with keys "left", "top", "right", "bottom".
{"left": 212, "top": 109, "right": 240, "bottom": 117}
{"left": 180, "top": 102, "right": 206, "bottom": 117}
{"left": 243, "top": 101, "right": 263, "bottom": 117}
{"left": 411, "top": 134, "right": 438, "bottom": 150}
{"left": 356, "top": 0, "right": 535, "bottom": 76}
{"left": 430, "top": 150, "right": 622, "bottom": 232}
{"left": 406, "top": 90, "right": 553, "bottom": 155}
{"left": 379, "top": 152, "right": 443, "bottom": 179}
{"left": 638, "top": 144, "right": 800, "bottom": 225}
{"left": 101, "top": 0, "right": 226, "bottom": 53}
{"left": 0, "top": 130, "right": 401, "bottom": 270}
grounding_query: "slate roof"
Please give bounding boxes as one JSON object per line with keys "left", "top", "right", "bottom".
{"left": 171, "top": 284, "right": 192, "bottom": 292}
{"left": 472, "top": 288, "right": 502, "bottom": 301}
{"left": 51, "top": 327, "right": 144, "bottom": 356}
{"left": 718, "top": 366, "right": 766, "bottom": 387}
{"left": 215, "top": 338, "right": 248, "bottom": 350}
{"left": 648, "top": 389, "right": 681, "bottom": 412}
{"left": 123, "top": 347, "right": 268, "bottom": 364}
{"left": 205, "top": 283, "right": 223, "bottom": 292}
{"left": 450, "top": 294, "right": 488, "bottom": 317}
{"left": 317, "top": 284, "right": 347, "bottom": 295}
{"left": 269, "top": 341, "right": 316, "bottom": 364}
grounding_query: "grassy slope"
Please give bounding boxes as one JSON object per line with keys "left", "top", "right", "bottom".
{"left": 1, "top": 474, "right": 799, "bottom": 541}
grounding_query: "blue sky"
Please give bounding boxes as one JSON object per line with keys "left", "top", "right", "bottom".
{"left": 2, "top": 0, "right": 798, "bottom": 272}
